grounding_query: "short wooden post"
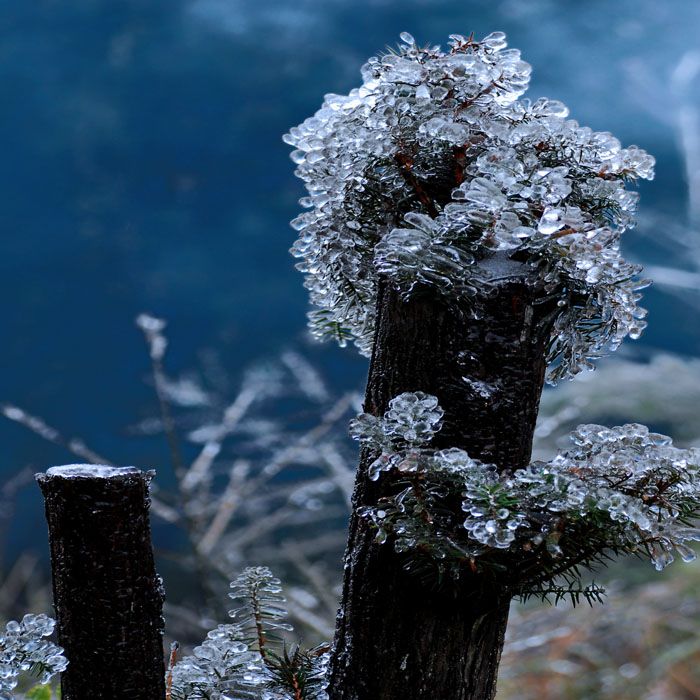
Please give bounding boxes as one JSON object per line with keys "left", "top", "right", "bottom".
{"left": 36, "top": 465, "right": 166, "bottom": 699}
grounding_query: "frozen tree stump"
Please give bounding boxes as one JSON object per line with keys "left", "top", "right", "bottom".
{"left": 36, "top": 465, "right": 165, "bottom": 700}
{"left": 329, "top": 262, "right": 553, "bottom": 700}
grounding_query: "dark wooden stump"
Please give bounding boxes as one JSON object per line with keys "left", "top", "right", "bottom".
{"left": 36, "top": 465, "right": 166, "bottom": 700}
{"left": 328, "top": 255, "right": 552, "bottom": 700}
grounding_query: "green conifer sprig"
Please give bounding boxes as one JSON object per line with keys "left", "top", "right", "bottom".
{"left": 265, "top": 644, "right": 331, "bottom": 700}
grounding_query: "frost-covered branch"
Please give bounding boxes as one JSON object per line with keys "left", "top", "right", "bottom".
{"left": 354, "top": 392, "right": 700, "bottom": 600}
{"left": 1, "top": 404, "right": 113, "bottom": 466}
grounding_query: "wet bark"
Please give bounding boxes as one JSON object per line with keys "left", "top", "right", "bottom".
{"left": 328, "top": 253, "right": 552, "bottom": 700}
{"left": 37, "top": 465, "right": 165, "bottom": 700}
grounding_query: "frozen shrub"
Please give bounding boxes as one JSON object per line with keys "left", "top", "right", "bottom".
{"left": 285, "top": 31, "right": 654, "bottom": 382}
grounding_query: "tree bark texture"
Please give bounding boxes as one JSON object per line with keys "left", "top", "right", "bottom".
{"left": 328, "top": 254, "right": 553, "bottom": 700}
{"left": 37, "top": 465, "right": 165, "bottom": 700}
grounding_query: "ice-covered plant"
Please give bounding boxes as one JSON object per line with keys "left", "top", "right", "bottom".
{"left": 168, "top": 567, "right": 329, "bottom": 700}
{"left": 283, "top": 28, "right": 685, "bottom": 700}
{"left": 0, "top": 614, "right": 67, "bottom": 700}
{"left": 285, "top": 31, "right": 654, "bottom": 382}
{"left": 353, "top": 392, "right": 700, "bottom": 601}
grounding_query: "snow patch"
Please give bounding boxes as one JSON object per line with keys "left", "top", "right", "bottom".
{"left": 45, "top": 464, "right": 141, "bottom": 479}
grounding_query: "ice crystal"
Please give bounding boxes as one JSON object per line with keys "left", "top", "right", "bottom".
{"left": 0, "top": 614, "right": 67, "bottom": 699}
{"left": 169, "top": 567, "right": 328, "bottom": 700}
{"left": 168, "top": 623, "right": 263, "bottom": 700}
{"left": 286, "top": 32, "right": 654, "bottom": 382}
{"left": 354, "top": 393, "right": 700, "bottom": 592}
{"left": 350, "top": 392, "right": 443, "bottom": 481}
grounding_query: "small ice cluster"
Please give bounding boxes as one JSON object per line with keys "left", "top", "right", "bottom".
{"left": 169, "top": 568, "right": 329, "bottom": 700}
{"left": 167, "top": 622, "right": 268, "bottom": 700}
{"left": 286, "top": 32, "right": 654, "bottom": 382}
{"left": 0, "top": 614, "right": 68, "bottom": 700}
{"left": 353, "top": 393, "right": 700, "bottom": 581}
{"left": 350, "top": 391, "right": 444, "bottom": 481}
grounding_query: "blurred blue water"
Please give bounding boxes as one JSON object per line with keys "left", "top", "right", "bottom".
{"left": 2, "top": 0, "right": 700, "bottom": 561}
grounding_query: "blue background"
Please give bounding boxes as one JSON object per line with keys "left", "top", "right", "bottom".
{"left": 2, "top": 0, "right": 699, "bottom": 561}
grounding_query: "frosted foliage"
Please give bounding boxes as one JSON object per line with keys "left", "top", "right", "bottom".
{"left": 350, "top": 392, "right": 443, "bottom": 481}
{"left": 557, "top": 424, "right": 700, "bottom": 570}
{"left": 286, "top": 32, "right": 654, "bottom": 382}
{"left": 169, "top": 567, "right": 329, "bottom": 700}
{"left": 168, "top": 623, "right": 263, "bottom": 700}
{"left": 0, "top": 614, "right": 67, "bottom": 699}
{"left": 227, "top": 566, "right": 294, "bottom": 650}
{"left": 354, "top": 394, "right": 700, "bottom": 586}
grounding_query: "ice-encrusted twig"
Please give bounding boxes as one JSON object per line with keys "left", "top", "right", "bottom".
{"left": 136, "top": 313, "right": 189, "bottom": 483}
{"left": 182, "top": 386, "right": 258, "bottom": 494}
{"left": 318, "top": 443, "right": 355, "bottom": 505}
{"left": 197, "top": 459, "right": 251, "bottom": 555}
{"left": 1, "top": 403, "right": 113, "bottom": 465}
